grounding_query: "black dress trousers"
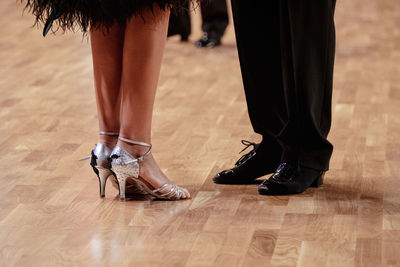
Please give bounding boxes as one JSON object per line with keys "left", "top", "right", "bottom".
{"left": 201, "top": 0, "right": 229, "bottom": 40}
{"left": 168, "top": 3, "right": 191, "bottom": 39}
{"left": 231, "top": 0, "right": 336, "bottom": 171}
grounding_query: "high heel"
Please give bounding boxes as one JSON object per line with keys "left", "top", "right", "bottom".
{"left": 90, "top": 143, "right": 114, "bottom": 198}
{"left": 310, "top": 172, "right": 325, "bottom": 188}
{"left": 90, "top": 132, "right": 148, "bottom": 198}
{"left": 110, "top": 137, "right": 189, "bottom": 201}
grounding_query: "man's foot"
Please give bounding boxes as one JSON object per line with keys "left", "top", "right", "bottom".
{"left": 258, "top": 163, "right": 325, "bottom": 195}
{"left": 213, "top": 140, "right": 280, "bottom": 184}
{"left": 195, "top": 32, "right": 221, "bottom": 48}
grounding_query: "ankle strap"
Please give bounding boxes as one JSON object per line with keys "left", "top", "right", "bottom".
{"left": 118, "top": 136, "right": 152, "bottom": 161}
{"left": 118, "top": 136, "right": 151, "bottom": 147}
{"left": 99, "top": 131, "right": 119, "bottom": 136}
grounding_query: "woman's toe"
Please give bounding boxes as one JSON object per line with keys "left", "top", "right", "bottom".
{"left": 183, "top": 188, "right": 190, "bottom": 199}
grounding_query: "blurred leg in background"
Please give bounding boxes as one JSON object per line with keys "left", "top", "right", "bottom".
{"left": 168, "top": 0, "right": 229, "bottom": 48}
{"left": 167, "top": 3, "right": 191, "bottom": 41}
{"left": 196, "top": 0, "right": 229, "bottom": 48}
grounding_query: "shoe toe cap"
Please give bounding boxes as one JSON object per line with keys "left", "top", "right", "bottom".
{"left": 213, "top": 170, "right": 228, "bottom": 182}
{"left": 258, "top": 181, "right": 288, "bottom": 195}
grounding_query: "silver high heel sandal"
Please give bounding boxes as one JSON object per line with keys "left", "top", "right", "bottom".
{"left": 90, "top": 131, "right": 118, "bottom": 197}
{"left": 110, "top": 136, "right": 189, "bottom": 201}
{"left": 90, "top": 131, "right": 148, "bottom": 197}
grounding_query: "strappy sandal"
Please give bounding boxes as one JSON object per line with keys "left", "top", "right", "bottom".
{"left": 110, "top": 136, "right": 190, "bottom": 201}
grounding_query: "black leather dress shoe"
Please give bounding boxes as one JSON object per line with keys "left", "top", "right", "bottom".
{"left": 195, "top": 32, "right": 221, "bottom": 48}
{"left": 213, "top": 140, "right": 279, "bottom": 184}
{"left": 258, "top": 163, "right": 325, "bottom": 195}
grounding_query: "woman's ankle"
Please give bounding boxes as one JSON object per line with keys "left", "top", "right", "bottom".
{"left": 117, "top": 140, "right": 150, "bottom": 157}
{"left": 99, "top": 135, "right": 118, "bottom": 149}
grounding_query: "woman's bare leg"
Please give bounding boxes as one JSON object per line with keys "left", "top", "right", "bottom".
{"left": 117, "top": 6, "right": 190, "bottom": 198}
{"left": 91, "top": 24, "right": 125, "bottom": 148}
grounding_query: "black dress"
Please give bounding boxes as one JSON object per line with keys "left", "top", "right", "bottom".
{"left": 23, "top": 0, "right": 195, "bottom": 35}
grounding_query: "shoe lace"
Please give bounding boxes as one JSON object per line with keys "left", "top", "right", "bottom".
{"left": 235, "top": 140, "right": 258, "bottom": 166}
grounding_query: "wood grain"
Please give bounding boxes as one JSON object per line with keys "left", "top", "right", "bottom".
{"left": 1, "top": 0, "right": 400, "bottom": 266}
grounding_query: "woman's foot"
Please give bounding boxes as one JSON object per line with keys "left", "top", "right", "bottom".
{"left": 116, "top": 139, "right": 191, "bottom": 200}
{"left": 92, "top": 132, "right": 150, "bottom": 197}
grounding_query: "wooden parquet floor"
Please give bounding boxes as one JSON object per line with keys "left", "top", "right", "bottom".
{"left": 1, "top": 0, "right": 400, "bottom": 266}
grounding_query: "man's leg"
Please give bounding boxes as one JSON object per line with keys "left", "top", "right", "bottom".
{"left": 278, "top": 0, "right": 336, "bottom": 171}
{"left": 167, "top": 4, "right": 191, "bottom": 41}
{"left": 231, "top": 0, "right": 286, "bottom": 139}
{"left": 213, "top": 1, "right": 285, "bottom": 184}
{"left": 259, "top": 0, "right": 336, "bottom": 195}
{"left": 196, "top": 0, "right": 228, "bottom": 47}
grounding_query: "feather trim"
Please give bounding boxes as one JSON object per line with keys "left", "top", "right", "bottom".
{"left": 22, "top": 0, "right": 195, "bottom": 35}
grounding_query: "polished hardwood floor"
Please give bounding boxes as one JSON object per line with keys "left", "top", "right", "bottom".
{"left": 1, "top": 0, "right": 400, "bottom": 266}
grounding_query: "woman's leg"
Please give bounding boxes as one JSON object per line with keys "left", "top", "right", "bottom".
{"left": 117, "top": 5, "right": 190, "bottom": 198}
{"left": 91, "top": 24, "right": 125, "bottom": 148}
